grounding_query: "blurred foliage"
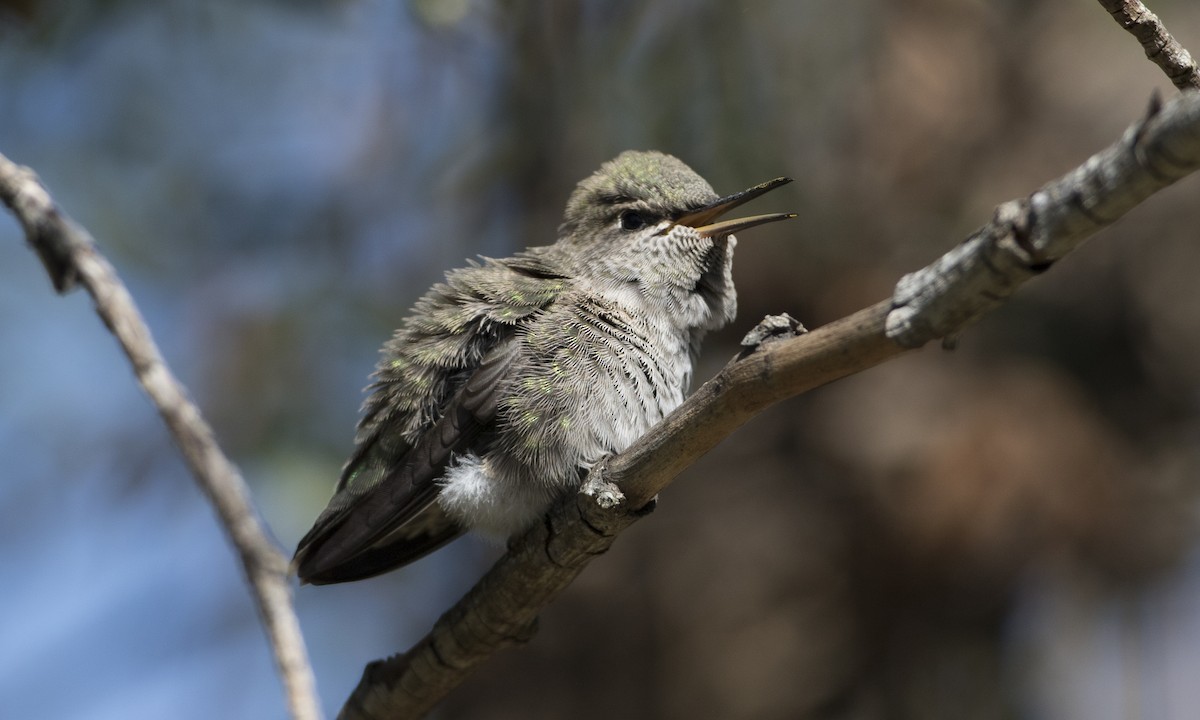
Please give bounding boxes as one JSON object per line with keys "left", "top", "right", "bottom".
{"left": 2, "top": 1, "right": 1200, "bottom": 719}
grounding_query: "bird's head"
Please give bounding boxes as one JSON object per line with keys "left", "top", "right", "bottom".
{"left": 555, "top": 150, "right": 793, "bottom": 328}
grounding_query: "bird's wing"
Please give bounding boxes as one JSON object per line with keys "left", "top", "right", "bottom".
{"left": 294, "top": 339, "right": 520, "bottom": 583}
{"left": 293, "top": 253, "right": 567, "bottom": 584}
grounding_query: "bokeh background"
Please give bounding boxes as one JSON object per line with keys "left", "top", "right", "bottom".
{"left": 2, "top": 1, "right": 1200, "bottom": 718}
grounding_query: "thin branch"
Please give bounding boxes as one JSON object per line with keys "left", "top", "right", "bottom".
{"left": 0, "top": 155, "right": 324, "bottom": 720}
{"left": 339, "top": 89, "right": 1200, "bottom": 720}
{"left": 1097, "top": 0, "right": 1200, "bottom": 90}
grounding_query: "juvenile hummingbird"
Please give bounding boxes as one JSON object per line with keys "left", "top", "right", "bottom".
{"left": 294, "top": 150, "right": 792, "bottom": 584}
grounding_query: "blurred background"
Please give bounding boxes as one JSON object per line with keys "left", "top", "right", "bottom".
{"left": 2, "top": 1, "right": 1200, "bottom": 718}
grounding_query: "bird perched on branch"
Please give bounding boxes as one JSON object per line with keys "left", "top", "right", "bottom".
{"left": 294, "top": 150, "right": 793, "bottom": 584}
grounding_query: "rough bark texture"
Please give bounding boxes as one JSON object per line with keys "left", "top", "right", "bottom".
{"left": 1097, "top": 0, "right": 1200, "bottom": 90}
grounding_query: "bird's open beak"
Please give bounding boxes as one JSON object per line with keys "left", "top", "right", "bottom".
{"left": 675, "top": 176, "right": 795, "bottom": 238}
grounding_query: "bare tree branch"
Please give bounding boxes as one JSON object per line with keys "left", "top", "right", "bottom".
{"left": 1097, "top": 0, "right": 1200, "bottom": 90}
{"left": 0, "top": 154, "right": 324, "bottom": 720}
{"left": 339, "top": 88, "right": 1200, "bottom": 720}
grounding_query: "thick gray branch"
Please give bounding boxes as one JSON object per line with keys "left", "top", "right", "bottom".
{"left": 887, "top": 90, "right": 1200, "bottom": 347}
{"left": 1097, "top": 0, "right": 1200, "bottom": 91}
{"left": 0, "top": 155, "right": 324, "bottom": 720}
{"left": 339, "top": 88, "right": 1200, "bottom": 720}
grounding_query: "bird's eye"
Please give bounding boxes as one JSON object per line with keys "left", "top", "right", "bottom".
{"left": 619, "top": 210, "right": 648, "bottom": 231}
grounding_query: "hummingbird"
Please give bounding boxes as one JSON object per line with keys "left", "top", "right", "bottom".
{"left": 293, "top": 150, "right": 793, "bottom": 584}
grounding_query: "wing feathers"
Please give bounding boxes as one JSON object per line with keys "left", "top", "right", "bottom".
{"left": 293, "top": 340, "right": 520, "bottom": 582}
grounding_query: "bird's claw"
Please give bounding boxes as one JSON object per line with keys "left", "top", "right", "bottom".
{"left": 737, "top": 313, "right": 806, "bottom": 359}
{"left": 580, "top": 461, "right": 625, "bottom": 509}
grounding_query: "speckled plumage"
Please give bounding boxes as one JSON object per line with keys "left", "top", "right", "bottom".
{"left": 294, "top": 151, "right": 791, "bottom": 584}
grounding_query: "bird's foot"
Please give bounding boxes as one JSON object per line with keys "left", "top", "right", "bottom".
{"left": 580, "top": 460, "right": 625, "bottom": 509}
{"left": 737, "top": 312, "right": 807, "bottom": 360}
